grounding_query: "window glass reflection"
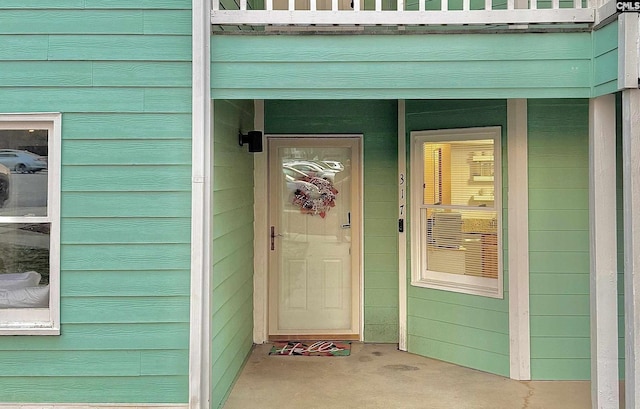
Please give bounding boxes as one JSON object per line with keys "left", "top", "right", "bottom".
{"left": 0, "top": 130, "right": 48, "bottom": 217}
{"left": 0, "top": 223, "right": 50, "bottom": 308}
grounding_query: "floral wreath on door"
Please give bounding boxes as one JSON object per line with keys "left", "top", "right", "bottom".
{"left": 291, "top": 176, "right": 338, "bottom": 218}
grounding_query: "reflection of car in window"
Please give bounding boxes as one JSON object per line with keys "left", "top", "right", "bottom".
{"left": 0, "top": 163, "right": 9, "bottom": 207}
{"left": 283, "top": 160, "right": 337, "bottom": 182}
{"left": 321, "top": 160, "right": 344, "bottom": 172}
{"left": 282, "top": 165, "right": 309, "bottom": 181}
{"left": 0, "top": 149, "right": 48, "bottom": 173}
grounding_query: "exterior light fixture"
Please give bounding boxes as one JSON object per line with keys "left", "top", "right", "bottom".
{"left": 239, "top": 130, "right": 263, "bottom": 153}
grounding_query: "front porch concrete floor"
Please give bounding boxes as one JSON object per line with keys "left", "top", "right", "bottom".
{"left": 223, "top": 343, "right": 592, "bottom": 409}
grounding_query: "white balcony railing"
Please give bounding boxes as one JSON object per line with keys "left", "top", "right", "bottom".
{"left": 211, "top": 0, "right": 611, "bottom": 27}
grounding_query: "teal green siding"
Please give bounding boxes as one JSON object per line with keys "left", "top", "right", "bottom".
{"left": 0, "top": 3, "right": 191, "bottom": 404}
{"left": 528, "top": 99, "right": 591, "bottom": 380}
{"left": 212, "top": 33, "right": 592, "bottom": 100}
{"left": 211, "top": 100, "right": 256, "bottom": 408}
{"left": 405, "top": 100, "right": 510, "bottom": 377}
{"left": 265, "top": 100, "right": 399, "bottom": 342}
{"left": 593, "top": 21, "right": 619, "bottom": 97}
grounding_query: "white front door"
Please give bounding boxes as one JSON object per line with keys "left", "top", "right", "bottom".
{"left": 268, "top": 136, "right": 361, "bottom": 339}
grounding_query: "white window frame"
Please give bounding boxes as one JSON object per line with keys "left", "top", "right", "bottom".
{"left": 0, "top": 113, "right": 61, "bottom": 335}
{"left": 410, "top": 126, "right": 503, "bottom": 298}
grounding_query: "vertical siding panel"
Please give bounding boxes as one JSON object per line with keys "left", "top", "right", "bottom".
{"left": 211, "top": 100, "right": 255, "bottom": 409}
{"left": 0, "top": 4, "right": 192, "bottom": 404}
{"left": 592, "top": 20, "right": 619, "bottom": 97}
{"left": 528, "top": 99, "right": 591, "bottom": 380}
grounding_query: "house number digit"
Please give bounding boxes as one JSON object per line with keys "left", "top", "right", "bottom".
{"left": 399, "top": 173, "right": 406, "bottom": 217}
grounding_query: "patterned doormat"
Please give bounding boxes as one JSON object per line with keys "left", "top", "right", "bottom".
{"left": 269, "top": 341, "right": 352, "bottom": 356}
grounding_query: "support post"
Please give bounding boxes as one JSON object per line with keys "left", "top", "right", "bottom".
{"left": 507, "top": 99, "right": 531, "bottom": 380}
{"left": 589, "top": 94, "right": 619, "bottom": 409}
{"left": 189, "top": 0, "right": 212, "bottom": 407}
{"left": 618, "top": 14, "right": 640, "bottom": 90}
{"left": 623, "top": 89, "right": 640, "bottom": 409}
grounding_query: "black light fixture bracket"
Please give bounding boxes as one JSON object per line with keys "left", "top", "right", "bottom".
{"left": 239, "top": 130, "right": 263, "bottom": 153}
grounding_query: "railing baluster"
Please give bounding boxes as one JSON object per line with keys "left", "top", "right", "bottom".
{"left": 211, "top": 0, "right": 598, "bottom": 26}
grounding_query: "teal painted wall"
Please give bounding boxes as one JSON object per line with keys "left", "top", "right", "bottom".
{"left": 211, "top": 33, "right": 593, "bottom": 100}
{"left": 265, "top": 100, "right": 399, "bottom": 342}
{"left": 528, "top": 99, "right": 591, "bottom": 380}
{"left": 0, "top": 1, "right": 192, "bottom": 403}
{"left": 405, "top": 100, "right": 510, "bottom": 377}
{"left": 211, "top": 100, "right": 256, "bottom": 408}
{"left": 593, "top": 21, "right": 618, "bottom": 97}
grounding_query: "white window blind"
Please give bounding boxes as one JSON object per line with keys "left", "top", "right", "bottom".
{"left": 411, "top": 127, "right": 502, "bottom": 298}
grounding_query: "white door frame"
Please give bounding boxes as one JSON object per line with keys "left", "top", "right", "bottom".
{"left": 253, "top": 127, "right": 364, "bottom": 343}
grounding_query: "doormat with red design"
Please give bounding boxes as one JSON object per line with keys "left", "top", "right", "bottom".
{"left": 269, "top": 341, "right": 352, "bottom": 356}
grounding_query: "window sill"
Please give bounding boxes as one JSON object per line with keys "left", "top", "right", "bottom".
{"left": 0, "top": 325, "right": 60, "bottom": 336}
{"left": 0, "top": 309, "right": 59, "bottom": 335}
{"left": 411, "top": 272, "right": 503, "bottom": 299}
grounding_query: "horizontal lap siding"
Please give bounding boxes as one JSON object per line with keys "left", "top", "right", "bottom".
{"left": 592, "top": 21, "right": 618, "bottom": 97}
{"left": 211, "top": 33, "right": 592, "bottom": 100}
{"left": 528, "top": 99, "right": 591, "bottom": 380}
{"left": 211, "top": 100, "right": 255, "bottom": 409}
{"left": 0, "top": 4, "right": 191, "bottom": 404}
{"left": 265, "top": 100, "right": 399, "bottom": 342}
{"left": 406, "top": 100, "right": 510, "bottom": 377}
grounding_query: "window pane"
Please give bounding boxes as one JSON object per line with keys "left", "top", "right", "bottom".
{"left": 0, "top": 130, "right": 49, "bottom": 217}
{"left": 423, "top": 139, "right": 494, "bottom": 207}
{"left": 425, "top": 208, "right": 498, "bottom": 278}
{"left": 0, "top": 223, "right": 50, "bottom": 309}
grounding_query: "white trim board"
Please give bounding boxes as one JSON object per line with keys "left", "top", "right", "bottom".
{"left": 189, "top": 0, "right": 212, "bottom": 406}
{"left": 589, "top": 95, "right": 619, "bottom": 409}
{"left": 623, "top": 88, "right": 640, "bottom": 409}
{"left": 398, "top": 100, "right": 408, "bottom": 352}
{"left": 0, "top": 405, "right": 188, "bottom": 409}
{"left": 507, "top": 99, "right": 531, "bottom": 381}
{"left": 253, "top": 100, "right": 268, "bottom": 344}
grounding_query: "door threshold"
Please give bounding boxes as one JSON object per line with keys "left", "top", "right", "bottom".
{"left": 269, "top": 334, "right": 360, "bottom": 342}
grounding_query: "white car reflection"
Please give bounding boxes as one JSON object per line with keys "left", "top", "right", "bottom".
{"left": 0, "top": 164, "right": 9, "bottom": 208}
{"left": 284, "top": 160, "right": 337, "bottom": 182}
{"left": 0, "top": 149, "right": 47, "bottom": 173}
